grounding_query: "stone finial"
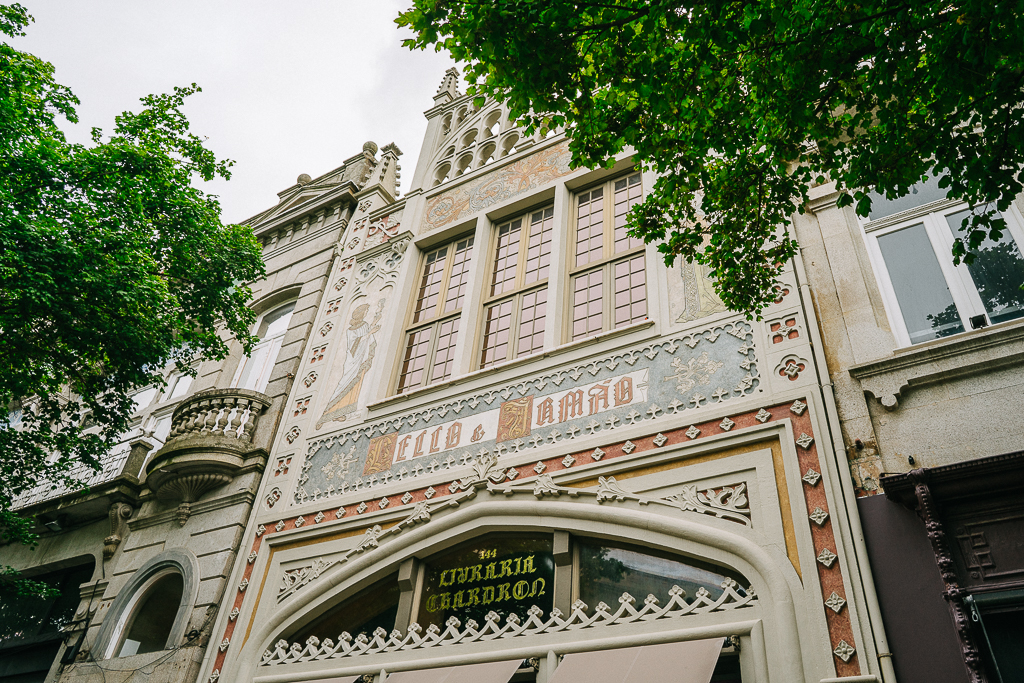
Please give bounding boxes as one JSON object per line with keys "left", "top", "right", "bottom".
{"left": 433, "top": 67, "right": 461, "bottom": 105}
{"left": 297, "top": 173, "right": 312, "bottom": 185}
{"left": 362, "top": 141, "right": 379, "bottom": 156}
{"left": 380, "top": 143, "right": 403, "bottom": 157}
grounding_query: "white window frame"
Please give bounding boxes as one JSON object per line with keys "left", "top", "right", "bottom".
{"left": 231, "top": 301, "right": 296, "bottom": 392}
{"left": 862, "top": 199, "right": 1024, "bottom": 347}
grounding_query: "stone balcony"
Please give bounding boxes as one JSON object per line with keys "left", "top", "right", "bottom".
{"left": 145, "top": 388, "right": 273, "bottom": 524}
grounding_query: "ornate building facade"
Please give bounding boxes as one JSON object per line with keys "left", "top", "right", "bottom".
{"left": 11, "top": 64, "right": 1023, "bottom": 683}
{"left": 189, "top": 71, "right": 891, "bottom": 683}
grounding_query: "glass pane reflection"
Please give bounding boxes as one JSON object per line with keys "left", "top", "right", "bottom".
{"left": 877, "top": 223, "right": 964, "bottom": 342}
{"left": 945, "top": 209, "right": 1024, "bottom": 326}
{"left": 578, "top": 542, "right": 747, "bottom": 610}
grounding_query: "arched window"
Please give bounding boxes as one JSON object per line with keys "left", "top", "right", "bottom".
{"left": 575, "top": 539, "right": 748, "bottom": 610}
{"left": 109, "top": 570, "right": 184, "bottom": 657}
{"left": 286, "top": 575, "right": 400, "bottom": 644}
{"left": 94, "top": 551, "right": 197, "bottom": 661}
{"left": 233, "top": 301, "right": 295, "bottom": 392}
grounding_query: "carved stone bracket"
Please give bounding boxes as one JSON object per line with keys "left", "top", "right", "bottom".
{"left": 103, "top": 502, "right": 133, "bottom": 559}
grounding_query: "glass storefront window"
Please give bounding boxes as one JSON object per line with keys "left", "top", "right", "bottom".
{"left": 577, "top": 541, "right": 747, "bottom": 610}
{"left": 290, "top": 576, "right": 400, "bottom": 643}
{"left": 416, "top": 535, "right": 554, "bottom": 629}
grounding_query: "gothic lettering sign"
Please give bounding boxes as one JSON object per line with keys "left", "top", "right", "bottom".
{"left": 416, "top": 537, "right": 554, "bottom": 629}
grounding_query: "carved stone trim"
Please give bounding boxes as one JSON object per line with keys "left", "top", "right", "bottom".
{"left": 910, "top": 472, "right": 987, "bottom": 682}
{"left": 279, "top": 557, "right": 338, "bottom": 602}
{"left": 260, "top": 582, "right": 756, "bottom": 666}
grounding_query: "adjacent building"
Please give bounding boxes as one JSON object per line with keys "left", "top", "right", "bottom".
{"left": 0, "top": 142, "right": 396, "bottom": 683}
{"left": 796, "top": 161, "right": 1024, "bottom": 682}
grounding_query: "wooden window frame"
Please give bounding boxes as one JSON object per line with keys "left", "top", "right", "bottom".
{"left": 397, "top": 235, "right": 475, "bottom": 393}
{"left": 479, "top": 205, "right": 554, "bottom": 368}
{"left": 567, "top": 172, "right": 647, "bottom": 341}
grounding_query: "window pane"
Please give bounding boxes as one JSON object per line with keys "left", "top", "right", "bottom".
{"left": 877, "top": 223, "right": 964, "bottom": 343}
{"left": 517, "top": 288, "right": 547, "bottom": 358}
{"left": 491, "top": 219, "right": 523, "bottom": 296}
{"left": 413, "top": 246, "right": 448, "bottom": 323}
{"left": 945, "top": 209, "right": 1024, "bottom": 326}
{"left": 524, "top": 207, "right": 554, "bottom": 284}
{"left": 260, "top": 302, "right": 295, "bottom": 338}
{"left": 613, "top": 173, "right": 643, "bottom": 253}
{"left": 444, "top": 236, "right": 475, "bottom": 312}
{"left": 867, "top": 175, "right": 949, "bottom": 221}
{"left": 287, "top": 577, "right": 400, "bottom": 645}
{"left": 398, "top": 328, "right": 432, "bottom": 393}
{"left": 168, "top": 374, "right": 192, "bottom": 400}
{"left": 235, "top": 342, "right": 271, "bottom": 390}
{"left": 118, "top": 573, "right": 184, "bottom": 656}
{"left": 416, "top": 536, "right": 553, "bottom": 631}
{"left": 614, "top": 255, "right": 647, "bottom": 328}
{"left": 572, "top": 270, "right": 604, "bottom": 340}
{"left": 481, "top": 300, "right": 514, "bottom": 368}
{"left": 577, "top": 541, "right": 747, "bottom": 613}
{"left": 431, "top": 317, "right": 460, "bottom": 383}
{"left": 575, "top": 188, "right": 605, "bottom": 266}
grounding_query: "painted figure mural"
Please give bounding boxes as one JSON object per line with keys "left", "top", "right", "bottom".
{"left": 318, "top": 300, "right": 382, "bottom": 426}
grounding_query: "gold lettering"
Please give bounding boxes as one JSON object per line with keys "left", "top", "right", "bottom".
{"left": 426, "top": 594, "right": 439, "bottom": 612}
{"left": 482, "top": 586, "right": 495, "bottom": 604}
{"left": 457, "top": 567, "right": 469, "bottom": 584}
{"left": 445, "top": 422, "right": 462, "bottom": 449}
{"left": 614, "top": 376, "right": 633, "bottom": 406}
{"left": 514, "top": 557, "right": 522, "bottom": 575}
{"left": 453, "top": 590, "right": 465, "bottom": 608}
{"left": 484, "top": 562, "right": 497, "bottom": 580}
{"left": 522, "top": 555, "right": 536, "bottom": 574}
{"left": 466, "top": 587, "right": 480, "bottom": 606}
{"left": 497, "top": 583, "right": 512, "bottom": 602}
{"left": 429, "top": 426, "right": 444, "bottom": 454}
{"left": 513, "top": 580, "right": 530, "bottom": 600}
{"left": 439, "top": 569, "right": 456, "bottom": 587}
{"left": 559, "top": 390, "right": 584, "bottom": 422}
{"left": 469, "top": 564, "right": 483, "bottom": 583}
{"left": 588, "top": 381, "right": 611, "bottom": 414}
{"left": 531, "top": 577, "right": 546, "bottom": 597}
{"left": 500, "top": 559, "right": 514, "bottom": 577}
{"left": 440, "top": 592, "right": 451, "bottom": 610}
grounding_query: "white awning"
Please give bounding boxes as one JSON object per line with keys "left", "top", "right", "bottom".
{"left": 549, "top": 639, "right": 725, "bottom": 683}
{"left": 384, "top": 658, "right": 523, "bottom": 683}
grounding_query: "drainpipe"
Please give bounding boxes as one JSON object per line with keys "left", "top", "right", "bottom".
{"left": 792, "top": 251, "right": 898, "bottom": 683}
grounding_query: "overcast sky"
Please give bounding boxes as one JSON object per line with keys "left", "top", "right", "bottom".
{"left": 12, "top": 1, "right": 457, "bottom": 223}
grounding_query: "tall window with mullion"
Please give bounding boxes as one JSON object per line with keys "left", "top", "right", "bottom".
{"left": 570, "top": 172, "right": 647, "bottom": 340}
{"left": 864, "top": 186, "right": 1024, "bottom": 346}
{"left": 480, "top": 206, "right": 553, "bottom": 367}
{"left": 397, "top": 236, "right": 474, "bottom": 392}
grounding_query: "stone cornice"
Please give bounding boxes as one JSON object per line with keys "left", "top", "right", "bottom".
{"left": 848, "top": 320, "right": 1024, "bottom": 409}
{"left": 129, "top": 490, "right": 256, "bottom": 531}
